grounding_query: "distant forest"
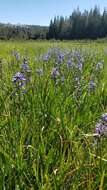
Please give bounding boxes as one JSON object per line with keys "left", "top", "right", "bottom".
{"left": 0, "top": 24, "right": 48, "bottom": 40}
{"left": 0, "top": 6, "right": 107, "bottom": 40}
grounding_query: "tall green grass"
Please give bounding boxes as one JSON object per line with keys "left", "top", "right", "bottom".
{"left": 0, "top": 41, "right": 107, "bottom": 190}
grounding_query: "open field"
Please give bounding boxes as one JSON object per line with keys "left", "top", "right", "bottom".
{"left": 0, "top": 41, "right": 107, "bottom": 189}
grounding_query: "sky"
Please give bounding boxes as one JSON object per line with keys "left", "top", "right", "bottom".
{"left": 0, "top": 0, "right": 107, "bottom": 26}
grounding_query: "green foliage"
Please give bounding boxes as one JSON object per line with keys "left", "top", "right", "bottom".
{"left": 0, "top": 41, "right": 107, "bottom": 190}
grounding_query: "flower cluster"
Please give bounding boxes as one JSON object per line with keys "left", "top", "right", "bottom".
{"left": 89, "top": 80, "right": 96, "bottom": 91}
{"left": 51, "top": 68, "right": 59, "bottom": 81}
{"left": 12, "top": 58, "right": 32, "bottom": 94}
{"left": 11, "top": 48, "right": 104, "bottom": 99}
{"left": 21, "top": 59, "right": 31, "bottom": 73}
{"left": 95, "top": 113, "right": 107, "bottom": 137}
{"left": 12, "top": 72, "right": 26, "bottom": 94}
{"left": 12, "top": 72, "right": 26, "bottom": 84}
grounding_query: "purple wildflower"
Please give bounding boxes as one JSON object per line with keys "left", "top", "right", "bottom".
{"left": 57, "top": 56, "right": 63, "bottom": 64}
{"left": 89, "top": 80, "right": 96, "bottom": 91}
{"left": 12, "top": 72, "right": 26, "bottom": 83}
{"left": 101, "top": 113, "right": 107, "bottom": 123}
{"left": 56, "top": 51, "right": 65, "bottom": 64}
{"left": 95, "top": 122, "right": 107, "bottom": 136}
{"left": 21, "top": 63, "right": 31, "bottom": 73}
{"left": 76, "top": 62, "right": 83, "bottom": 71}
{"left": 67, "top": 59, "right": 73, "bottom": 69}
{"left": 51, "top": 68, "right": 59, "bottom": 80}
{"left": 43, "top": 54, "right": 50, "bottom": 62}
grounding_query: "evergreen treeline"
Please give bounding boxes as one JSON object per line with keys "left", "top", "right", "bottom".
{"left": 0, "top": 6, "right": 107, "bottom": 40}
{"left": 48, "top": 6, "right": 107, "bottom": 40}
{"left": 0, "top": 23, "right": 48, "bottom": 40}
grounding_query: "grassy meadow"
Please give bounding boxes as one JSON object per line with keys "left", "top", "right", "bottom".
{"left": 0, "top": 40, "right": 107, "bottom": 190}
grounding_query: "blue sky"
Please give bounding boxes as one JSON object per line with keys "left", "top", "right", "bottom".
{"left": 0, "top": 0, "right": 107, "bottom": 26}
